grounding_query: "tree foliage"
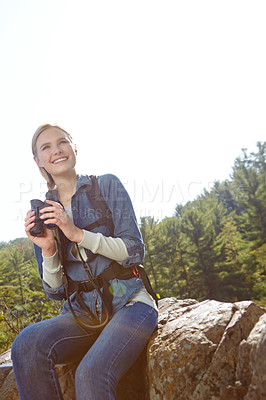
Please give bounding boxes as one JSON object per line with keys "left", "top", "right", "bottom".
{"left": 141, "top": 142, "right": 266, "bottom": 305}
{"left": 0, "top": 238, "right": 62, "bottom": 353}
{"left": 1, "top": 142, "right": 265, "bottom": 353}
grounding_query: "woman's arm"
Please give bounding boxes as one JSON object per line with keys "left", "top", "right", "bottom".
{"left": 78, "top": 230, "right": 129, "bottom": 261}
{"left": 33, "top": 243, "right": 65, "bottom": 299}
{"left": 42, "top": 246, "right": 64, "bottom": 287}
{"left": 41, "top": 231, "right": 130, "bottom": 289}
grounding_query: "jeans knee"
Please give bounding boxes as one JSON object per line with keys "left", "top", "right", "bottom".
{"left": 75, "top": 357, "right": 117, "bottom": 399}
{"left": 11, "top": 333, "right": 28, "bottom": 369}
{"left": 12, "top": 328, "right": 29, "bottom": 358}
{"left": 76, "top": 358, "right": 106, "bottom": 387}
{"left": 75, "top": 360, "right": 94, "bottom": 385}
{"left": 11, "top": 324, "right": 43, "bottom": 368}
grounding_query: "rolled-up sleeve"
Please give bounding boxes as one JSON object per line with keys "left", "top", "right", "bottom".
{"left": 121, "top": 238, "right": 145, "bottom": 266}
{"left": 42, "top": 280, "right": 65, "bottom": 300}
{"left": 33, "top": 243, "right": 65, "bottom": 300}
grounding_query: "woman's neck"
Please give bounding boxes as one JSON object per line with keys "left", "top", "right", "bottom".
{"left": 53, "top": 170, "right": 77, "bottom": 206}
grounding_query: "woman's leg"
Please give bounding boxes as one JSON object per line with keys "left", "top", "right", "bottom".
{"left": 11, "top": 312, "right": 98, "bottom": 400}
{"left": 75, "top": 302, "right": 158, "bottom": 400}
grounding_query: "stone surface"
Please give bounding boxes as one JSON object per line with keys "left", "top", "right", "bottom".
{"left": 237, "top": 313, "right": 266, "bottom": 400}
{"left": 0, "top": 351, "right": 19, "bottom": 400}
{"left": 147, "top": 298, "right": 265, "bottom": 400}
{"left": 0, "top": 298, "right": 265, "bottom": 400}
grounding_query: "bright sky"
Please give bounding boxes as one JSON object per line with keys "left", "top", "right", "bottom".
{"left": 1, "top": 0, "right": 265, "bottom": 242}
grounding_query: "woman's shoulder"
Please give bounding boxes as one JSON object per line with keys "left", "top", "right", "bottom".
{"left": 96, "top": 174, "right": 129, "bottom": 202}
{"left": 97, "top": 173, "right": 123, "bottom": 189}
{"left": 77, "top": 173, "right": 125, "bottom": 197}
{"left": 77, "top": 173, "right": 120, "bottom": 187}
{"left": 97, "top": 173, "right": 120, "bottom": 183}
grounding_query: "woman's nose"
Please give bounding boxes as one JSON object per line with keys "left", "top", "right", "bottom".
{"left": 52, "top": 144, "right": 62, "bottom": 155}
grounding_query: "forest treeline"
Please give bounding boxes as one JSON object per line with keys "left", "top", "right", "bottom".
{"left": 140, "top": 142, "right": 266, "bottom": 304}
{"left": 1, "top": 143, "right": 265, "bottom": 353}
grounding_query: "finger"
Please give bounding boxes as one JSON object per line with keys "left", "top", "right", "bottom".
{"left": 44, "top": 212, "right": 66, "bottom": 224}
{"left": 25, "top": 221, "right": 36, "bottom": 236}
{"left": 25, "top": 216, "right": 36, "bottom": 227}
{"left": 26, "top": 210, "right": 35, "bottom": 218}
{"left": 40, "top": 205, "right": 64, "bottom": 214}
{"left": 25, "top": 219, "right": 35, "bottom": 228}
{"left": 43, "top": 218, "right": 57, "bottom": 226}
{"left": 40, "top": 211, "right": 64, "bottom": 221}
{"left": 45, "top": 200, "right": 63, "bottom": 208}
{"left": 25, "top": 213, "right": 36, "bottom": 226}
{"left": 39, "top": 207, "right": 54, "bottom": 215}
{"left": 45, "top": 199, "right": 57, "bottom": 205}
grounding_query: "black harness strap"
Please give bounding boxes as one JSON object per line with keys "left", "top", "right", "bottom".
{"left": 65, "top": 261, "right": 158, "bottom": 307}
{"left": 84, "top": 175, "right": 115, "bottom": 235}
{"left": 66, "top": 261, "right": 135, "bottom": 295}
{"left": 83, "top": 217, "right": 109, "bottom": 233}
{"left": 136, "top": 266, "right": 158, "bottom": 306}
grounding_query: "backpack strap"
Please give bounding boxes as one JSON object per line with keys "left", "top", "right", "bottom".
{"left": 136, "top": 265, "right": 158, "bottom": 306}
{"left": 84, "top": 175, "right": 115, "bottom": 235}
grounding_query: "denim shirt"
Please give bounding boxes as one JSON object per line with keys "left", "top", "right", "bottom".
{"left": 34, "top": 174, "right": 144, "bottom": 318}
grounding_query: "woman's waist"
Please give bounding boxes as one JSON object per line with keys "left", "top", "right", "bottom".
{"left": 62, "top": 275, "right": 144, "bottom": 315}
{"left": 64, "top": 254, "right": 111, "bottom": 281}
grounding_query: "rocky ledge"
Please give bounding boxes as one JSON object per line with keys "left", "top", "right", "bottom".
{"left": 0, "top": 298, "right": 265, "bottom": 400}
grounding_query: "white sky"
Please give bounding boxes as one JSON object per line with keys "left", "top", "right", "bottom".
{"left": 0, "top": 0, "right": 265, "bottom": 242}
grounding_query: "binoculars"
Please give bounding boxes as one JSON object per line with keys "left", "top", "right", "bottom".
{"left": 30, "top": 197, "right": 56, "bottom": 237}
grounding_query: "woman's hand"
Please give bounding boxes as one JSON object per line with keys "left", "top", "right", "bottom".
{"left": 25, "top": 209, "right": 56, "bottom": 255}
{"left": 40, "top": 200, "right": 84, "bottom": 244}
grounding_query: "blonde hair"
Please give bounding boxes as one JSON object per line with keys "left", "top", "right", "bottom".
{"left": 32, "top": 124, "right": 74, "bottom": 190}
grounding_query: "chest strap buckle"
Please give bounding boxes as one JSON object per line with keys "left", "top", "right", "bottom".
{"left": 131, "top": 266, "right": 140, "bottom": 278}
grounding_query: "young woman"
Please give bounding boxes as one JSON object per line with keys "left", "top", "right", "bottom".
{"left": 11, "top": 124, "right": 158, "bottom": 400}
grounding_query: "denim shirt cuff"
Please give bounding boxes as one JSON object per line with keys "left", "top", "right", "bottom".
{"left": 121, "top": 238, "right": 144, "bottom": 266}
{"left": 42, "top": 279, "right": 65, "bottom": 300}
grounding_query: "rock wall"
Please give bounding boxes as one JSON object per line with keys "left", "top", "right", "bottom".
{"left": 148, "top": 298, "right": 266, "bottom": 400}
{"left": 0, "top": 298, "right": 265, "bottom": 400}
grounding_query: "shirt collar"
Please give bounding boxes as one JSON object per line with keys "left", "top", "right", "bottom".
{"left": 45, "top": 174, "right": 93, "bottom": 202}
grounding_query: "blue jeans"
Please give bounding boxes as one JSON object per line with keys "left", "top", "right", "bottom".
{"left": 11, "top": 302, "right": 158, "bottom": 400}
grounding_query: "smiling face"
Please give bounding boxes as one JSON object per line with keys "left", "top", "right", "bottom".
{"left": 34, "top": 127, "right": 76, "bottom": 178}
